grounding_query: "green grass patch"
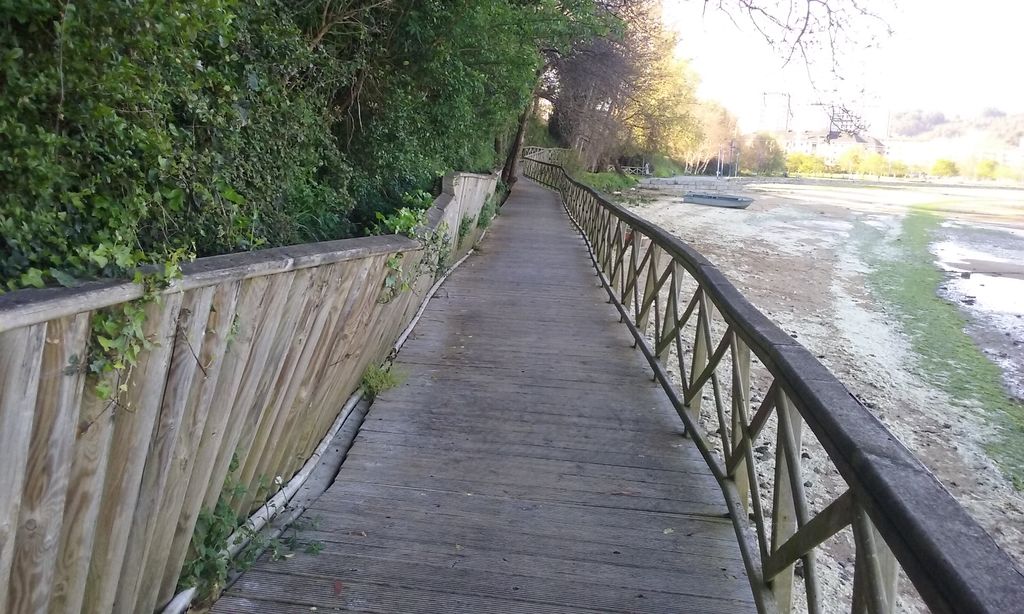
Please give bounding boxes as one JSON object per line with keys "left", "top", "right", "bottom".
{"left": 361, "top": 364, "right": 406, "bottom": 401}
{"left": 580, "top": 172, "right": 638, "bottom": 194}
{"left": 864, "top": 209, "right": 1024, "bottom": 489}
{"left": 650, "top": 154, "right": 685, "bottom": 178}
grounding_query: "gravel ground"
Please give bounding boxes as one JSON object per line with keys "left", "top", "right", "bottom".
{"left": 626, "top": 177, "right": 1024, "bottom": 611}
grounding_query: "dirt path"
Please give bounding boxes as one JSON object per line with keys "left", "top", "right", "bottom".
{"left": 628, "top": 179, "right": 1024, "bottom": 604}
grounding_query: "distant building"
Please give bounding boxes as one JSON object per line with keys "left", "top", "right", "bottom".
{"left": 778, "top": 131, "right": 885, "bottom": 164}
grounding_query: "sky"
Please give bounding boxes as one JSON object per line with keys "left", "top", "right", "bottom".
{"left": 662, "top": 0, "right": 1024, "bottom": 134}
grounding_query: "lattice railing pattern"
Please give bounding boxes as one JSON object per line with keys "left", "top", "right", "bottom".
{"left": 521, "top": 153, "right": 1024, "bottom": 614}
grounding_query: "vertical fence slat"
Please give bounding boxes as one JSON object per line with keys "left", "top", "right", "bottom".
{"left": 771, "top": 390, "right": 803, "bottom": 611}
{"left": 133, "top": 280, "right": 241, "bottom": 613}
{"left": 82, "top": 293, "right": 183, "bottom": 614}
{"left": 730, "top": 332, "right": 751, "bottom": 514}
{"left": 230, "top": 268, "right": 321, "bottom": 515}
{"left": 0, "top": 325, "right": 48, "bottom": 608}
{"left": 48, "top": 374, "right": 117, "bottom": 614}
{"left": 685, "top": 291, "right": 709, "bottom": 426}
{"left": 157, "top": 275, "right": 272, "bottom": 600}
{"left": 288, "top": 256, "right": 383, "bottom": 472}
{"left": 113, "top": 286, "right": 217, "bottom": 612}
{"left": 233, "top": 266, "right": 336, "bottom": 515}
{"left": 7, "top": 315, "right": 90, "bottom": 614}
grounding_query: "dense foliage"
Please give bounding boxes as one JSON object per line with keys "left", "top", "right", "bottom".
{"left": 1, "top": 0, "right": 596, "bottom": 290}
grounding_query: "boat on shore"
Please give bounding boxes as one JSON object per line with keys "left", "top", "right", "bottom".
{"left": 682, "top": 192, "right": 753, "bottom": 209}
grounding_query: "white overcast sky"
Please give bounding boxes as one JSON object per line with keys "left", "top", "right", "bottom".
{"left": 662, "top": 0, "right": 1024, "bottom": 133}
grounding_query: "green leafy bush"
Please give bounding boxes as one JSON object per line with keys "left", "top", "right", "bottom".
{"left": 580, "top": 172, "right": 638, "bottom": 194}
{"left": 478, "top": 194, "right": 498, "bottom": 229}
{"left": 1, "top": 0, "right": 601, "bottom": 291}
{"left": 1, "top": 1, "right": 353, "bottom": 290}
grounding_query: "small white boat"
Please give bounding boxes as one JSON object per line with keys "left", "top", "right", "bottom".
{"left": 682, "top": 192, "right": 753, "bottom": 209}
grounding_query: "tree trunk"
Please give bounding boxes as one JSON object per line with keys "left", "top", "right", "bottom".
{"left": 501, "top": 94, "right": 537, "bottom": 187}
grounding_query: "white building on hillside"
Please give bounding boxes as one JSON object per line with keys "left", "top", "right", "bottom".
{"left": 778, "top": 131, "right": 886, "bottom": 164}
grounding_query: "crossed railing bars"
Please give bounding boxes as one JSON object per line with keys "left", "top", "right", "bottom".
{"left": 522, "top": 150, "right": 1024, "bottom": 614}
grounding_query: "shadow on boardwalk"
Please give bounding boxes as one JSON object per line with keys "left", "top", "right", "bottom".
{"left": 214, "top": 178, "right": 754, "bottom": 613}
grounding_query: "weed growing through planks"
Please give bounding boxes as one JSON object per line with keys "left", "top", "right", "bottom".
{"left": 478, "top": 193, "right": 498, "bottom": 230}
{"left": 362, "top": 363, "right": 406, "bottom": 401}
{"left": 180, "top": 457, "right": 327, "bottom": 605}
{"left": 178, "top": 455, "right": 248, "bottom": 603}
{"left": 457, "top": 214, "right": 476, "bottom": 250}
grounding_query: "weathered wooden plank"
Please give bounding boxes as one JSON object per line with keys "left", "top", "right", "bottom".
{"left": 218, "top": 582, "right": 607, "bottom": 614}
{"left": 113, "top": 286, "right": 217, "bottom": 612}
{"left": 348, "top": 429, "right": 702, "bottom": 471}
{"left": 0, "top": 235, "right": 418, "bottom": 334}
{"left": 81, "top": 293, "right": 183, "bottom": 614}
{"left": 199, "top": 271, "right": 298, "bottom": 510}
{"left": 47, "top": 377, "right": 118, "bottom": 614}
{"left": 133, "top": 281, "right": 241, "bottom": 613}
{"left": 299, "top": 509, "right": 743, "bottom": 566}
{"left": 6, "top": 314, "right": 90, "bottom": 614}
{"left": 158, "top": 276, "right": 273, "bottom": 600}
{"left": 231, "top": 266, "right": 334, "bottom": 515}
{"left": 258, "top": 547, "right": 753, "bottom": 602}
{"left": 360, "top": 404, "right": 689, "bottom": 438}
{"left": 339, "top": 446, "right": 716, "bottom": 487}
{"left": 0, "top": 324, "right": 49, "bottom": 608}
{"left": 226, "top": 564, "right": 750, "bottom": 614}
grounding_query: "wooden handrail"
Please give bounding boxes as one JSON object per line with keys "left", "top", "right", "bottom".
{"left": 523, "top": 150, "right": 1024, "bottom": 614}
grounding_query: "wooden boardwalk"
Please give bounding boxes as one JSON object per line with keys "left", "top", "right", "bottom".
{"left": 214, "top": 178, "right": 754, "bottom": 613}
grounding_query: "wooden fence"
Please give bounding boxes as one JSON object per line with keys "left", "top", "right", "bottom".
{"left": 0, "top": 172, "right": 496, "bottom": 614}
{"left": 522, "top": 151, "right": 1024, "bottom": 614}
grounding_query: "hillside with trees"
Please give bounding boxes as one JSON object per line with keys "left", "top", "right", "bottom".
{"left": 891, "top": 108, "right": 1024, "bottom": 145}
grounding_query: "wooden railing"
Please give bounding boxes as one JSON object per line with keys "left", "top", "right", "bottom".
{"left": 522, "top": 151, "right": 1024, "bottom": 614}
{"left": 608, "top": 164, "right": 650, "bottom": 176}
{"left": 0, "top": 172, "right": 496, "bottom": 614}
{"left": 521, "top": 146, "right": 572, "bottom": 165}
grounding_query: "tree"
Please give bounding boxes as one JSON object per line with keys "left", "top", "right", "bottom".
{"left": 740, "top": 133, "right": 785, "bottom": 175}
{"left": 0, "top": 0, "right": 606, "bottom": 289}
{"left": 549, "top": 0, "right": 684, "bottom": 170}
{"left": 786, "top": 152, "right": 827, "bottom": 175}
{"left": 499, "top": 0, "right": 609, "bottom": 186}
{"left": 837, "top": 148, "right": 863, "bottom": 174}
{"left": 684, "top": 102, "right": 738, "bottom": 174}
{"left": 857, "top": 152, "right": 887, "bottom": 177}
{"left": 974, "top": 159, "right": 999, "bottom": 180}
{"left": 623, "top": 55, "right": 701, "bottom": 161}
{"left": 931, "top": 159, "right": 959, "bottom": 177}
